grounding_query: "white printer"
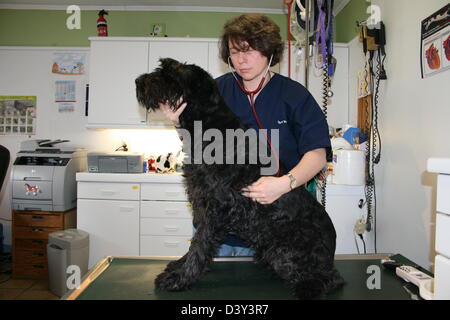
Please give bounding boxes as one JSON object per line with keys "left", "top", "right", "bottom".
{"left": 12, "top": 139, "right": 87, "bottom": 212}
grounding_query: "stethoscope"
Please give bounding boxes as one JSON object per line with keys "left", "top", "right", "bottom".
{"left": 228, "top": 54, "right": 281, "bottom": 176}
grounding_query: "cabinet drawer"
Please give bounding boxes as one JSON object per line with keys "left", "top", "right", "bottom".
{"left": 15, "top": 249, "right": 47, "bottom": 264}
{"left": 141, "top": 183, "right": 187, "bottom": 201}
{"left": 435, "top": 255, "right": 450, "bottom": 299}
{"left": 13, "top": 263, "right": 48, "bottom": 278}
{"left": 78, "top": 182, "right": 140, "bottom": 200}
{"left": 140, "top": 235, "right": 191, "bottom": 257}
{"left": 436, "top": 213, "right": 450, "bottom": 258}
{"left": 141, "top": 201, "right": 192, "bottom": 218}
{"left": 15, "top": 238, "right": 47, "bottom": 250}
{"left": 141, "top": 218, "right": 193, "bottom": 236}
{"left": 14, "top": 226, "right": 61, "bottom": 240}
{"left": 14, "top": 212, "right": 62, "bottom": 228}
{"left": 437, "top": 174, "right": 450, "bottom": 214}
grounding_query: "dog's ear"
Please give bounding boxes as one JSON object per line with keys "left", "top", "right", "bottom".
{"left": 159, "top": 58, "right": 182, "bottom": 72}
{"left": 158, "top": 58, "right": 190, "bottom": 107}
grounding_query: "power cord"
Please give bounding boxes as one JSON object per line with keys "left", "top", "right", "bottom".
{"left": 115, "top": 142, "right": 128, "bottom": 152}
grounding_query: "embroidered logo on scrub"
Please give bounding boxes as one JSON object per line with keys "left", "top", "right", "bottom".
{"left": 277, "top": 120, "right": 288, "bottom": 124}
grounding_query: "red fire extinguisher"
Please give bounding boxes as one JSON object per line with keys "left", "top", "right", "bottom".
{"left": 97, "top": 9, "right": 108, "bottom": 37}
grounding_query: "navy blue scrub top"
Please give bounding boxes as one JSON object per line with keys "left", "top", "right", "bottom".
{"left": 216, "top": 72, "right": 331, "bottom": 171}
{"left": 215, "top": 72, "right": 331, "bottom": 248}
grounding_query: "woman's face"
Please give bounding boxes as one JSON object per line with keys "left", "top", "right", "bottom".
{"left": 228, "top": 40, "right": 269, "bottom": 83}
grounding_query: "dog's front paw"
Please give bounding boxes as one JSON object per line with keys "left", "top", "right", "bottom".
{"left": 294, "top": 279, "right": 326, "bottom": 300}
{"left": 155, "top": 271, "right": 187, "bottom": 291}
{"left": 164, "top": 258, "right": 185, "bottom": 272}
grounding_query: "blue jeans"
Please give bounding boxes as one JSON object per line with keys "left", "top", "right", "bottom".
{"left": 192, "top": 227, "right": 254, "bottom": 257}
{"left": 216, "top": 244, "right": 255, "bottom": 257}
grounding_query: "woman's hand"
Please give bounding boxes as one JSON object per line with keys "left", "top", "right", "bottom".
{"left": 241, "top": 176, "right": 291, "bottom": 205}
{"left": 159, "top": 98, "right": 187, "bottom": 127}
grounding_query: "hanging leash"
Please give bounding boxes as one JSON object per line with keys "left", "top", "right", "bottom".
{"left": 285, "top": 0, "right": 295, "bottom": 78}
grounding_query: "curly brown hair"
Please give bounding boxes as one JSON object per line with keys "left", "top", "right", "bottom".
{"left": 219, "top": 14, "right": 284, "bottom": 67}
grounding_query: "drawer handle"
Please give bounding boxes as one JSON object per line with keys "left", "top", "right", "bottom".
{"left": 32, "top": 265, "right": 45, "bottom": 269}
{"left": 163, "top": 241, "right": 180, "bottom": 247}
{"left": 32, "top": 253, "right": 44, "bottom": 257}
{"left": 165, "top": 191, "right": 181, "bottom": 197}
{"left": 31, "top": 228, "right": 43, "bottom": 233}
{"left": 24, "top": 177, "right": 42, "bottom": 181}
{"left": 31, "top": 215, "right": 44, "bottom": 220}
{"left": 32, "top": 240, "right": 44, "bottom": 245}
{"left": 100, "top": 190, "right": 116, "bottom": 195}
{"left": 119, "top": 206, "right": 135, "bottom": 212}
{"left": 164, "top": 226, "right": 180, "bottom": 232}
{"left": 164, "top": 209, "right": 181, "bottom": 215}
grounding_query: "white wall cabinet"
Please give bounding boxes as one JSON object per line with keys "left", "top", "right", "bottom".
{"left": 148, "top": 41, "right": 209, "bottom": 71}
{"left": 88, "top": 37, "right": 216, "bottom": 129}
{"left": 87, "top": 37, "right": 349, "bottom": 129}
{"left": 88, "top": 40, "right": 149, "bottom": 128}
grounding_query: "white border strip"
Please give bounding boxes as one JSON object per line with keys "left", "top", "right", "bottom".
{"left": 0, "top": 4, "right": 284, "bottom": 14}
{"left": 333, "top": 0, "right": 351, "bottom": 15}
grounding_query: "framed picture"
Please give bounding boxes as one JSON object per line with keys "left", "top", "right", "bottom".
{"left": 420, "top": 3, "right": 450, "bottom": 78}
{"left": 0, "top": 96, "right": 36, "bottom": 135}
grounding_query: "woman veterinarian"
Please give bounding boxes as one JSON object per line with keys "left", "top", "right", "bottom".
{"left": 160, "top": 14, "right": 331, "bottom": 257}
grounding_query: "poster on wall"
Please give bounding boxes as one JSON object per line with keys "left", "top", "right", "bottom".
{"left": 52, "top": 52, "right": 86, "bottom": 75}
{"left": 55, "top": 80, "right": 76, "bottom": 112}
{"left": 0, "top": 96, "right": 36, "bottom": 135}
{"left": 420, "top": 3, "right": 450, "bottom": 78}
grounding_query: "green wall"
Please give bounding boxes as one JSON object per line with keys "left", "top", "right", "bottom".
{"left": 0, "top": 9, "right": 287, "bottom": 47}
{"left": 335, "top": 0, "right": 371, "bottom": 43}
{"left": 0, "top": 1, "right": 369, "bottom": 47}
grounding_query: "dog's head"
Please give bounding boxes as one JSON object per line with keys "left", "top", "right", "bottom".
{"left": 135, "top": 58, "right": 186, "bottom": 113}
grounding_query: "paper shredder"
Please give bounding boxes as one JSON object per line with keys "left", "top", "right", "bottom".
{"left": 47, "top": 229, "right": 89, "bottom": 297}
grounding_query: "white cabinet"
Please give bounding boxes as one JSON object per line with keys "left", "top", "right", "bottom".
{"left": 77, "top": 198, "right": 140, "bottom": 269}
{"left": 88, "top": 37, "right": 349, "bottom": 129}
{"left": 427, "top": 158, "right": 450, "bottom": 300}
{"left": 148, "top": 41, "right": 209, "bottom": 71}
{"left": 208, "top": 41, "right": 228, "bottom": 78}
{"left": 88, "top": 37, "right": 216, "bottom": 129}
{"left": 76, "top": 173, "right": 192, "bottom": 269}
{"left": 318, "top": 183, "right": 369, "bottom": 254}
{"left": 140, "top": 182, "right": 193, "bottom": 257}
{"left": 88, "top": 40, "right": 149, "bottom": 128}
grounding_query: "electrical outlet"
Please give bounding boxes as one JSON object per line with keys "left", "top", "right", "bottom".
{"left": 354, "top": 219, "right": 366, "bottom": 235}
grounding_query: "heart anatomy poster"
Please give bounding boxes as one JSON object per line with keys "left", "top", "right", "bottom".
{"left": 421, "top": 3, "right": 450, "bottom": 78}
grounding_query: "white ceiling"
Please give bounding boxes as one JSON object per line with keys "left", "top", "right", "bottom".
{"left": 0, "top": 0, "right": 350, "bottom": 14}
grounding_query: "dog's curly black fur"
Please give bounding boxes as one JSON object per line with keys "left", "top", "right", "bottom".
{"left": 135, "top": 58, "right": 344, "bottom": 299}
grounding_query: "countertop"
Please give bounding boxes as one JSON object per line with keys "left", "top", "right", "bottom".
{"left": 427, "top": 158, "right": 450, "bottom": 174}
{"left": 76, "top": 172, "right": 185, "bottom": 183}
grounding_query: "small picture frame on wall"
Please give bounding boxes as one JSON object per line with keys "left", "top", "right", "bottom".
{"left": 0, "top": 96, "right": 36, "bottom": 135}
{"left": 420, "top": 3, "right": 450, "bottom": 78}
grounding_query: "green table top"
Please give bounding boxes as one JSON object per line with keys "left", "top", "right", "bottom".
{"left": 72, "top": 254, "right": 431, "bottom": 300}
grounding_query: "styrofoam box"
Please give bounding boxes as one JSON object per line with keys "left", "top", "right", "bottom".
{"left": 437, "top": 174, "right": 450, "bottom": 214}
{"left": 435, "top": 255, "right": 450, "bottom": 300}
{"left": 436, "top": 213, "right": 450, "bottom": 258}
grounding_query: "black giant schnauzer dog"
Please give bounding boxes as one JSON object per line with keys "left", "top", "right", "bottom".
{"left": 135, "top": 58, "right": 344, "bottom": 299}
